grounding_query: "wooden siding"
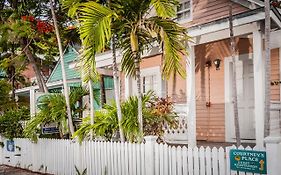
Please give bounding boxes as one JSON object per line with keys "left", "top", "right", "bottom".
{"left": 48, "top": 47, "right": 80, "bottom": 83}
{"left": 195, "top": 38, "right": 252, "bottom": 142}
{"left": 140, "top": 54, "right": 162, "bottom": 69}
{"left": 185, "top": 0, "right": 248, "bottom": 27}
{"left": 119, "top": 37, "right": 280, "bottom": 142}
{"left": 271, "top": 49, "right": 280, "bottom": 101}
{"left": 167, "top": 57, "right": 187, "bottom": 103}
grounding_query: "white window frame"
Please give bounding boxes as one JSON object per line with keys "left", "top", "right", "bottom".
{"left": 140, "top": 67, "right": 161, "bottom": 95}
{"left": 126, "top": 66, "right": 164, "bottom": 98}
{"left": 176, "top": 0, "right": 193, "bottom": 24}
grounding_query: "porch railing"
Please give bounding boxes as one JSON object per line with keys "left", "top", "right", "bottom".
{"left": 163, "top": 104, "right": 188, "bottom": 144}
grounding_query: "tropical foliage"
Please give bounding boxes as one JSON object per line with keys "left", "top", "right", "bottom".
{"left": 62, "top": 0, "right": 190, "bottom": 136}
{"left": 0, "top": 0, "right": 81, "bottom": 93}
{"left": 24, "top": 87, "right": 89, "bottom": 141}
{"left": 0, "top": 106, "right": 30, "bottom": 139}
{"left": 73, "top": 91, "right": 178, "bottom": 143}
{"left": 0, "top": 80, "right": 13, "bottom": 111}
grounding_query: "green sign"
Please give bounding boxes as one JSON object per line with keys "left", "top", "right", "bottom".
{"left": 230, "top": 149, "right": 267, "bottom": 174}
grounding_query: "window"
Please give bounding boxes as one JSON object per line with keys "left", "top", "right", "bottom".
{"left": 176, "top": 0, "right": 192, "bottom": 21}
{"left": 142, "top": 75, "right": 157, "bottom": 93}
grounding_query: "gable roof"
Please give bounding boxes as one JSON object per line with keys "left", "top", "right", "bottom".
{"left": 47, "top": 46, "right": 80, "bottom": 83}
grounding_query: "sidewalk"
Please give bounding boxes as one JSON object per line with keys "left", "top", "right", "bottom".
{"left": 0, "top": 165, "right": 49, "bottom": 175}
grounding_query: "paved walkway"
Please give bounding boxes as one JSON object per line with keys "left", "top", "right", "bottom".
{"left": 0, "top": 165, "right": 48, "bottom": 175}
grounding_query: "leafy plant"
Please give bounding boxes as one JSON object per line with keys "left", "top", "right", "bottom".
{"left": 0, "top": 80, "right": 14, "bottom": 111}
{"left": 0, "top": 106, "right": 30, "bottom": 139}
{"left": 74, "top": 91, "right": 178, "bottom": 142}
{"left": 24, "top": 87, "right": 89, "bottom": 141}
{"left": 144, "top": 97, "right": 178, "bottom": 136}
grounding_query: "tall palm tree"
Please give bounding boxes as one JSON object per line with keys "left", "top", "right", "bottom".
{"left": 62, "top": 0, "right": 126, "bottom": 141}
{"left": 117, "top": 0, "right": 189, "bottom": 134}
{"left": 50, "top": 0, "right": 75, "bottom": 136}
{"left": 229, "top": 3, "right": 241, "bottom": 146}
{"left": 63, "top": 0, "right": 190, "bottom": 137}
{"left": 264, "top": 0, "right": 271, "bottom": 137}
{"left": 111, "top": 35, "right": 125, "bottom": 141}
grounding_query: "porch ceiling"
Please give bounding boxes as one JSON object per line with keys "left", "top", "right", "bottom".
{"left": 232, "top": 0, "right": 281, "bottom": 27}
{"left": 188, "top": 8, "right": 264, "bottom": 45}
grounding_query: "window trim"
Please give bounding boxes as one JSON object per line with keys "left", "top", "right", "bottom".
{"left": 176, "top": 0, "right": 193, "bottom": 24}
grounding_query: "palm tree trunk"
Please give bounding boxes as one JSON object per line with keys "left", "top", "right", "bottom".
{"left": 88, "top": 80, "right": 95, "bottom": 140}
{"left": 100, "top": 74, "right": 106, "bottom": 106}
{"left": 172, "top": 71, "right": 177, "bottom": 102}
{"left": 50, "top": 0, "right": 75, "bottom": 136}
{"left": 134, "top": 55, "right": 143, "bottom": 134}
{"left": 229, "top": 4, "right": 241, "bottom": 146}
{"left": 112, "top": 36, "right": 125, "bottom": 142}
{"left": 264, "top": 0, "right": 271, "bottom": 137}
{"left": 20, "top": 39, "right": 48, "bottom": 93}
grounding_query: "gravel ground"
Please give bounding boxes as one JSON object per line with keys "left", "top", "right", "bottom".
{"left": 0, "top": 165, "right": 50, "bottom": 175}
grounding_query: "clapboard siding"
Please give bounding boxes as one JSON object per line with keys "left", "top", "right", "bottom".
{"left": 271, "top": 49, "right": 280, "bottom": 101}
{"left": 48, "top": 47, "right": 80, "bottom": 83}
{"left": 195, "top": 38, "right": 252, "bottom": 142}
{"left": 194, "top": 39, "right": 280, "bottom": 142}
{"left": 185, "top": 0, "right": 248, "bottom": 27}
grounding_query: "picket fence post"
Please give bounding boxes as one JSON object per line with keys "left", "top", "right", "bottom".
{"left": 144, "top": 136, "right": 157, "bottom": 175}
{"left": 264, "top": 136, "right": 281, "bottom": 175}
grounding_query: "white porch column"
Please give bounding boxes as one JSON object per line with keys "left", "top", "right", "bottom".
{"left": 253, "top": 30, "right": 265, "bottom": 147}
{"left": 187, "top": 45, "right": 196, "bottom": 147}
{"left": 30, "top": 87, "right": 36, "bottom": 117}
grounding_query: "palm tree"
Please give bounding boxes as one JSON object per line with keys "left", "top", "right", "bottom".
{"left": 111, "top": 35, "right": 125, "bottom": 141}
{"left": 264, "top": 0, "right": 271, "bottom": 137}
{"left": 50, "top": 0, "right": 75, "bottom": 136}
{"left": 229, "top": 3, "right": 241, "bottom": 146}
{"left": 62, "top": 0, "right": 126, "bottom": 141}
{"left": 24, "top": 87, "right": 89, "bottom": 141}
{"left": 63, "top": 0, "right": 189, "bottom": 138}
{"left": 116, "top": 0, "right": 189, "bottom": 134}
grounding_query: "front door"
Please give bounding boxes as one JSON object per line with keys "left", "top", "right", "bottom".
{"left": 225, "top": 55, "right": 255, "bottom": 140}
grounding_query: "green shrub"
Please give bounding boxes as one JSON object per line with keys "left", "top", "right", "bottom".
{"left": 0, "top": 107, "right": 30, "bottom": 139}
{"left": 74, "top": 91, "right": 178, "bottom": 142}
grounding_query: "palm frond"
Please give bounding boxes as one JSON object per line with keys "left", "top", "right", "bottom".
{"left": 79, "top": 1, "right": 115, "bottom": 52}
{"left": 79, "top": 46, "right": 100, "bottom": 83}
{"left": 145, "top": 17, "right": 191, "bottom": 79}
{"left": 150, "top": 0, "right": 178, "bottom": 18}
{"left": 121, "top": 46, "right": 136, "bottom": 77}
{"left": 61, "top": 0, "right": 81, "bottom": 18}
{"left": 77, "top": 2, "right": 116, "bottom": 84}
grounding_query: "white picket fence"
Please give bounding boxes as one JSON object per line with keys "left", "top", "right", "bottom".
{"left": 0, "top": 137, "right": 265, "bottom": 175}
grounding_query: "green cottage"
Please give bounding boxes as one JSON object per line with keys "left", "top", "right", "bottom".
{"left": 15, "top": 45, "right": 115, "bottom": 115}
